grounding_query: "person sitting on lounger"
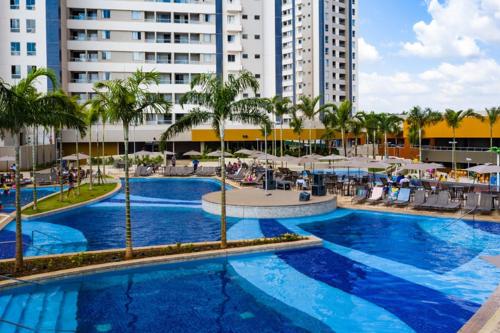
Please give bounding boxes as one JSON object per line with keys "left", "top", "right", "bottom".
{"left": 399, "top": 176, "right": 410, "bottom": 186}
{"left": 396, "top": 173, "right": 404, "bottom": 184}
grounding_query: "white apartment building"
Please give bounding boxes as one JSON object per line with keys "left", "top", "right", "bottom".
{"left": 1, "top": 0, "right": 357, "bottom": 156}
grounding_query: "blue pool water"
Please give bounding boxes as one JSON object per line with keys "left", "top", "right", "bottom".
{"left": 1, "top": 178, "right": 500, "bottom": 332}
{"left": 0, "top": 186, "right": 60, "bottom": 213}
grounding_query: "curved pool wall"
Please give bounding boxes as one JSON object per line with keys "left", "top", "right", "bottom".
{"left": 0, "top": 186, "right": 61, "bottom": 213}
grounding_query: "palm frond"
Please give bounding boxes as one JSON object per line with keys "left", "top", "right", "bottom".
{"left": 161, "top": 109, "right": 212, "bottom": 141}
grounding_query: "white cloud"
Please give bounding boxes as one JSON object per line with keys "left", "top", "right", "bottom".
{"left": 359, "top": 58, "right": 500, "bottom": 112}
{"left": 402, "top": 0, "right": 500, "bottom": 58}
{"left": 358, "top": 38, "right": 381, "bottom": 62}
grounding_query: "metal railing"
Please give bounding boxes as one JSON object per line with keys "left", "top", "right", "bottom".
{"left": 31, "top": 230, "right": 65, "bottom": 244}
{"left": 440, "top": 207, "right": 477, "bottom": 231}
{"left": 412, "top": 145, "right": 492, "bottom": 152}
{"left": 0, "top": 318, "right": 76, "bottom": 332}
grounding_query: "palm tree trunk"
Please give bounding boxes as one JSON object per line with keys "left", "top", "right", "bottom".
{"left": 124, "top": 125, "right": 133, "bottom": 260}
{"left": 89, "top": 125, "right": 93, "bottom": 190}
{"left": 32, "top": 126, "right": 38, "bottom": 210}
{"left": 418, "top": 127, "right": 423, "bottom": 162}
{"left": 309, "top": 126, "right": 312, "bottom": 155}
{"left": 219, "top": 122, "right": 227, "bottom": 249}
{"left": 452, "top": 128, "right": 456, "bottom": 179}
{"left": 490, "top": 125, "right": 493, "bottom": 148}
{"left": 384, "top": 132, "right": 388, "bottom": 159}
{"left": 59, "top": 127, "right": 64, "bottom": 201}
{"left": 372, "top": 130, "right": 376, "bottom": 159}
{"left": 14, "top": 133, "right": 23, "bottom": 272}
{"left": 102, "top": 122, "right": 106, "bottom": 176}
{"left": 341, "top": 128, "right": 347, "bottom": 157}
{"left": 76, "top": 133, "right": 80, "bottom": 196}
{"left": 354, "top": 135, "right": 358, "bottom": 156}
{"left": 280, "top": 123, "right": 284, "bottom": 157}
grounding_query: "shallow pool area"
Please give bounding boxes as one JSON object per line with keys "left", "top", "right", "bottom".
{"left": 1, "top": 178, "right": 499, "bottom": 332}
{"left": 0, "top": 186, "right": 60, "bottom": 213}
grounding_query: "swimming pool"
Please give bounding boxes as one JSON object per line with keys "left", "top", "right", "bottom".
{"left": 1, "top": 179, "right": 499, "bottom": 332}
{"left": 0, "top": 186, "right": 60, "bottom": 213}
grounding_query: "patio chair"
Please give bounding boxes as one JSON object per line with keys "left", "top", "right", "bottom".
{"left": 420, "top": 194, "right": 439, "bottom": 210}
{"left": 434, "top": 191, "right": 460, "bottom": 212}
{"left": 367, "top": 187, "right": 384, "bottom": 204}
{"left": 477, "top": 193, "right": 494, "bottom": 214}
{"left": 410, "top": 189, "right": 426, "bottom": 209}
{"left": 384, "top": 187, "right": 399, "bottom": 206}
{"left": 240, "top": 173, "right": 264, "bottom": 187}
{"left": 276, "top": 176, "right": 293, "bottom": 190}
{"left": 394, "top": 188, "right": 411, "bottom": 207}
{"left": 463, "top": 193, "right": 479, "bottom": 213}
{"left": 351, "top": 186, "right": 369, "bottom": 204}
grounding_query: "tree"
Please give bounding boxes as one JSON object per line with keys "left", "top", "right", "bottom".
{"left": 358, "top": 111, "right": 380, "bottom": 159}
{"left": 295, "top": 96, "right": 331, "bottom": 155}
{"left": 348, "top": 116, "right": 364, "bottom": 157}
{"left": 443, "top": 109, "right": 483, "bottom": 175}
{"left": 85, "top": 103, "right": 100, "bottom": 190}
{"left": 485, "top": 107, "right": 500, "bottom": 148}
{"left": 406, "top": 106, "right": 442, "bottom": 162}
{"left": 290, "top": 110, "right": 304, "bottom": 157}
{"left": 94, "top": 69, "right": 171, "bottom": 259}
{"left": 323, "top": 101, "right": 352, "bottom": 156}
{"left": 377, "top": 113, "right": 402, "bottom": 159}
{"left": 161, "top": 71, "right": 269, "bottom": 248}
{"left": 0, "top": 69, "right": 85, "bottom": 271}
{"left": 270, "top": 96, "right": 292, "bottom": 157}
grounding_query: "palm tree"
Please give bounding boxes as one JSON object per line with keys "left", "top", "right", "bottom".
{"left": 358, "top": 111, "right": 380, "bottom": 159}
{"left": 161, "top": 71, "right": 269, "bottom": 248}
{"left": 295, "top": 96, "right": 331, "bottom": 155}
{"left": 406, "top": 106, "right": 442, "bottom": 162}
{"left": 0, "top": 70, "right": 85, "bottom": 271}
{"left": 270, "top": 96, "right": 292, "bottom": 157}
{"left": 290, "top": 111, "right": 304, "bottom": 157}
{"left": 94, "top": 70, "right": 171, "bottom": 259}
{"left": 485, "top": 107, "right": 500, "bottom": 148}
{"left": 348, "top": 116, "right": 364, "bottom": 157}
{"left": 377, "top": 113, "right": 402, "bottom": 159}
{"left": 443, "top": 109, "right": 483, "bottom": 175}
{"left": 85, "top": 103, "right": 100, "bottom": 190}
{"left": 323, "top": 101, "right": 352, "bottom": 156}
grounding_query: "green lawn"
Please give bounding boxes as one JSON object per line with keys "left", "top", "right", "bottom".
{"left": 23, "top": 183, "right": 118, "bottom": 216}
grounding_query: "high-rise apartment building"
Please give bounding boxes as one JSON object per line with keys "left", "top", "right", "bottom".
{"left": 1, "top": 0, "right": 357, "bottom": 155}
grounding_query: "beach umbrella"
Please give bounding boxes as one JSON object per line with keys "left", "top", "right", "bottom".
{"left": 62, "top": 153, "right": 90, "bottom": 161}
{"left": 319, "top": 154, "right": 347, "bottom": 161}
{"left": 183, "top": 150, "right": 202, "bottom": 157}
{"left": 134, "top": 150, "right": 155, "bottom": 157}
{"left": 163, "top": 151, "right": 175, "bottom": 156}
{"left": 466, "top": 164, "right": 500, "bottom": 174}
{"left": 235, "top": 149, "right": 258, "bottom": 156}
{"left": 207, "top": 150, "right": 233, "bottom": 157}
{"left": 381, "top": 157, "right": 412, "bottom": 165}
{"left": 401, "top": 162, "right": 444, "bottom": 172}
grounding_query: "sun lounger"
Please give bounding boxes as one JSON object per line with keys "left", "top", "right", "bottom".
{"left": 367, "top": 187, "right": 384, "bottom": 204}
{"left": 411, "top": 189, "right": 426, "bottom": 209}
{"left": 240, "top": 173, "right": 263, "bottom": 187}
{"left": 463, "top": 193, "right": 479, "bottom": 213}
{"left": 195, "top": 167, "right": 216, "bottom": 177}
{"left": 34, "top": 173, "right": 52, "bottom": 185}
{"left": 384, "top": 187, "right": 399, "bottom": 206}
{"left": 434, "top": 191, "right": 460, "bottom": 211}
{"left": 477, "top": 193, "right": 494, "bottom": 214}
{"left": 394, "top": 188, "right": 411, "bottom": 207}
{"left": 420, "top": 194, "right": 439, "bottom": 210}
{"left": 352, "top": 186, "right": 368, "bottom": 204}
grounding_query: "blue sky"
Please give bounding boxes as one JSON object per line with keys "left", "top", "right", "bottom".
{"left": 357, "top": 0, "right": 500, "bottom": 113}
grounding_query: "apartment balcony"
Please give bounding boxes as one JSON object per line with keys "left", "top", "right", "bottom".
{"left": 226, "top": 2, "right": 242, "bottom": 12}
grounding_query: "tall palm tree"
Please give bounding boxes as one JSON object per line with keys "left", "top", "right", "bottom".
{"left": 358, "top": 111, "right": 380, "bottom": 159}
{"left": 377, "top": 113, "right": 402, "bottom": 159}
{"left": 485, "top": 107, "right": 500, "bottom": 148}
{"left": 85, "top": 103, "right": 100, "bottom": 190}
{"left": 295, "top": 96, "right": 331, "bottom": 155}
{"left": 348, "top": 116, "right": 364, "bottom": 157}
{"left": 0, "top": 70, "right": 85, "bottom": 271}
{"left": 161, "top": 71, "right": 269, "bottom": 248}
{"left": 443, "top": 109, "right": 483, "bottom": 175}
{"left": 290, "top": 110, "right": 304, "bottom": 157}
{"left": 270, "top": 96, "right": 292, "bottom": 157}
{"left": 94, "top": 70, "right": 171, "bottom": 259}
{"left": 323, "top": 101, "right": 352, "bottom": 156}
{"left": 406, "top": 106, "right": 442, "bottom": 162}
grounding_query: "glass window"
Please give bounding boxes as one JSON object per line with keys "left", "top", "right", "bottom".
{"left": 27, "top": 65, "right": 36, "bottom": 74}
{"left": 132, "top": 52, "right": 144, "bottom": 61}
{"left": 132, "top": 31, "right": 141, "bottom": 40}
{"left": 10, "top": 0, "right": 19, "bottom": 10}
{"left": 27, "top": 42, "right": 36, "bottom": 56}
{"left": 11, "top": 65, "right": 21, "bottom": 79}
{"left": 102, "top": 30, "right": 110, "bottom": 39}
{"left": 227, "top": 54, "right": 235, "bottom": 62}
{"left": 102, "top": 9, "right": 111, "bottom": 19}
{"left": 227, "top": 35, "right": 235, "bottom": 43}
{"left": 11, "top": 42, "right": 21, "bottom": 56}
{"left": 10, "top": 19, "right": 20, "bottom": 32}
{"left": 131, "top": 11, "right": 141, "bottom": 20}
{"left": 26, "top": 0, "right": 35, "bottom": 10}
{"left": 26, "top": 19, "right": 36, "bottom": 33}
{"left": 101, "top": 51, "right": 111, "bottom": 60}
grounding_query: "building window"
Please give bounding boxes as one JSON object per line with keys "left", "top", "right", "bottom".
{"left": 26, "top": 0, "right": 35, "bottom": 10}
{"left": 102, "top": 9, "right": 111, "bottom": 19}
{"left": 27, "top": 65, "right": 36, "bottom": 74}
{"left": 26, "top": 19, "right": 36, "bottom": 33}
{"left": 242, "top": 34, "right": 248, "bottom": 39}
{"left": 254, "top": 54, "right": 261, "bottom": 59}
{"left": 27, "top": 42, "right": 36, "bottom": 56}
{"left": 11, "top": 42, "right": 21, "bottom": 56}
{"left": 227, "top": 54, "right": 236, "bottom": 62}
{"left": 101, "top": 51, "right": 111, "bottom": 60}
{"left": 102, "top": 30, "right": 110, "bottom": 39}
{"left": 10, "top": 0, "right": 19, "bottom": 10}
{"left": 242, "top": 53, "right": 248, "bottom": 59}
{"left": 11, "top": 65, "right": 21, "bottom": 79}
{"left": 227, "top": 15, "right": 235, "bottom": 24}
{"left": 10, "top": 19, "right": 20, "bottom": 32}
{"left": 132, "top": 31, "right": 141, "bottom": 40}
{"left": 227, "top": 35, "right": 235, "bottom": 43}
{"left": 131, "top": 11, "right": 141, "bottom": 20}
{"left": 133, "top": 52, "right": 144, "bottom": 61}
{"left": 254, "top": 34, "right": 260, "bottom": 40}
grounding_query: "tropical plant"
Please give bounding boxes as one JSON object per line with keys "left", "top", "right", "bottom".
{"left": 358, "top": 111, "right": 380, "bottom": 159}
{"left": 348, "top": 116, "right": 364, "bottom": 157}
{"left": 161, "top": 71, "right": 269, "bottom": 248}
{"left": 94, "top": 69, "right": 171, "bottom": 259}
{"left": 0, "top": 69, "right": 85, "bottom": 271}
{"left": 406, "top": 106, "right": 442, "bottom": 162}
{"left": 323, "top": 101, "right": 352, "bottom": 156}
{"left": 290, "top": 110, "right": 304, "bottom": 157}
{"left": 295, "top": 96, "right": 331, "bottom": 155}
{"left": 377, "top": 113, "right": 402, "bottom": 159}
{"left": 485, "top": 107, "right": 500, "bottom": 148}
{"left": 443, "top": 109, "right": 483, "bottom": 175}
{"left": 270, "top": 96, "right": 292, "bottom": 157}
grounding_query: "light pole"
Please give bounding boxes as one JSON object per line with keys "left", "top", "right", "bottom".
{"left": 449, "top": 140, "right": 457, "bottom": 179}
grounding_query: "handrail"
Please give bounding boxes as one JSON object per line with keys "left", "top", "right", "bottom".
{"left": 0, "top": 274, "right": 41, "bottom": 286}
{"left": 31, "top": 230, "right": 65, "bottom": 244}
{"left": 0, "top": 318, "right": 76, "bottom": 332}
{"left": 0, "top": 240, "right": 54, "bottom": 255}
{"left": 440, "top": 207, "right": 476, "bottom": 230}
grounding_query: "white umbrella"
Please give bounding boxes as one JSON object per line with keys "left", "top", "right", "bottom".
{"left": 256, "top": 153, "right": 280, "bottom": 162}
{"left": 183, "top": 150, "right": 202, "bottom": 157}
{"left": 163, "top": 151, "right": 175, "bottom": 156}
{"left": 319, "top": 154, "right": 347, "bottom": 161}
{"left": 401, "top": 163, "right": 444, "bottom": 172}
{"left": 207, "top": 150, "right": 233, "bottom": 157}
{"left": 235, "top": 149, "right": 258, "bottom": 156}
{"left": 62, "top": 153, "right": 90, "bottom": 161}
{"left": 381, "top": 157, "right": 412, "bottom": 165}
{"left": 466, "top": 164, "right": 500, "bottom": 174}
